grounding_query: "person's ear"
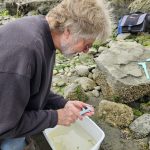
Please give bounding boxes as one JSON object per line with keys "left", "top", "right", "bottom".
{"left": 63, "top": 28, "right": 70, "bottom": 39}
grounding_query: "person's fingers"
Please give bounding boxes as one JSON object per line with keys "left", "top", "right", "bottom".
{"left": 66, "top": 106, "right": 83, "bottom": 121}
{"left": 72, "top": 101, "right": 87, "bottom": 109}
{"left": 87, "top": 105, "right": 94, "bottom": 112}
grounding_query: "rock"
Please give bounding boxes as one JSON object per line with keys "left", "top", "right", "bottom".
{"left": 75, "top": 65, "right": 89, "bottom": 77}
{"left": 53, "top": 69, "right": 58, "bottom": 75}
{"left": 140, "top": 102, "right": 150, "bottom": 113}
{"left": 64, "top": 83, "right": 88, "bottom": 102}
{"left": 108, "top": 0, "right": 131, "bottom": 23}
{"left": 88, "top": 65, "right": 96, "bottom": 72}
{"left": 31, "top": 133, "right": 52, "bottom": 150}
{"left": 27, "top": 10, "right": 37, "bottom": 16}
{"left": 78, "top": 53, "right": 94, "bottom": 65}
{"left": 0, "top": 16, "right": 16, "bottom": 25}
{"left": 52, "top": 76, "right": 67, "bottom": 87}
{"left": 97, "top": 100, "right": 134, "bottom": 127}
{"left": 97, "top": 122, "right": 149, "bottom": 150}
{"left": 0, "top": 2, "right": 5, "bottom": 12}
{"left": 43, "top": 0, "right": 63, "bottom": 10}
{"left": 88, "top": 47, "right": 97, "bottom": 55}
{"left": 57, "top": 81, "right": 66, "bottom": 87}
{"left": 137, "top": 138, "right": 150, "bottom": 150}
{"left": 92, "top": 90, "right": 100, "bottom": 97}
{"left": 116, "top": 33, "right": 131, "bottom": 41}
{"left": 129, "top": 114, "right": 150, "bottom": 138}
{"left": 67, "top": 72, "right": 72, "bottom": 77}
{"left": 129, "top": 0, "right": 150, "bottom": 13}
{"left": 52, "top": 82, "right": 57, "bottom": 87}
{"left": 37, "top": 4, "right": 50, "bottom": 15}
{"left": 98, "top": 46, "right": 109, "bottom": 53}
{"left": 88, "top": 72, "right": 93, "bottom": 79}
{"left": 0, "top": 16, "right": 3, "bottom": 21}
{"left": 64, "top": 67, "right": 69, "bottom": 72}
{"left": 5, "top": 2, "right": 17, "bottom": 16}
{"left": 94, "top": 86, "right": 101, "bottom": 91}
{"left": 95, "top": 41, "right": 150, "bottom": 103}
{"left": 5, "top": 0, "right": 62, "bottom": 16}
{"left": 75, "top": 77, "right": 96, "bottom": 91}
{"left": 59, "top": 69, "right": 64, "bottom": 73}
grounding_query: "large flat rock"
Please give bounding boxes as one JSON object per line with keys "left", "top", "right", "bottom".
{"left": 95, "top": 41, "right": 150, "bottom": 103}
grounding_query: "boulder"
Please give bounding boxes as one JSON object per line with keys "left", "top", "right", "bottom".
{"left": 129, "top": 114, "right": 150, "bottom": 138}
{"left": 97, "top": 100, "right": 134, "bottom": 127}
{"left": 75, "top": 65, "right": 89, "bottom": 77}
{"left": 64, "top": 83, "right": 89, "bottom": 102}
{"left": 75, "top": 77, "right": 96, "bottom": 91}
{"left": 95, "top": 41, "right": 150, "bottom": 103}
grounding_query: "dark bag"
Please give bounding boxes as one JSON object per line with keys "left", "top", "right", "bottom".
{"left": 118, "top": 12, "right": 150, "bottom": 34}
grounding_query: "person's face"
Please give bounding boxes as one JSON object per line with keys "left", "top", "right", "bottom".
{"left": 60, "top": 29, "right": 94, "bottom": 57}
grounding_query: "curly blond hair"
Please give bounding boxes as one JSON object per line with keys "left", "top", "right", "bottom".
{"left": 46, "top": 0, "right": 112, "bottom": 42}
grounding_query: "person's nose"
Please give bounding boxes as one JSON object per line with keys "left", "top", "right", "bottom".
{"left": 83, "top": 45, "right": 90, "bottom": 53}
{"left": 83, "top": 48, "right": 89, "bottom": 53}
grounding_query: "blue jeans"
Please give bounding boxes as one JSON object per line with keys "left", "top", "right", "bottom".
{"left": 0, "top": 137, "right": 26, "bottom": 150}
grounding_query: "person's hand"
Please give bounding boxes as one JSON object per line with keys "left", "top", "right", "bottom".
{"left": 65, "top": 101, "right": 94, "bottom": 118}
{"left": 57, "top": 107, "right": 79, "bottom": 126}
{"left": 57, "top": 101, "right": 94, "bottom": 126}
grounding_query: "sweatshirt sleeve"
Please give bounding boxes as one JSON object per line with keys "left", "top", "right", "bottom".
{"left": 0, "top": 72, "right": 58, "bottom": 139}
{"left": 44, "top": 91, "right": 68, "bottom": 110}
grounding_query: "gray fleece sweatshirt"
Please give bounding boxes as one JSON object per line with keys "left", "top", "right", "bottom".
{"left": 0, "top": 15, "right": 67, "bottom": 139}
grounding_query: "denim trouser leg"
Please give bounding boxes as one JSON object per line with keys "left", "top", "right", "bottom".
{"left": 0, "top": 137, "right": 26, "bottom": 150}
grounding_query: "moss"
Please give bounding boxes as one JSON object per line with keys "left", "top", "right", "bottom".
{"left": 146, "top": 101, "right": 150, "bottom": 106}
{"left": 135, "top": 34, "right": 150, "bottom": 46}
{"left": 133, "top": 108, "right": 143, "bottom": 117}
{"left": 126, "top": 34, "right": 137, "bottom": 40}
{"left": 54, "top": 63, "right": 70, "bottom": 71}
{"left": 75, "top": 86, "right": 89, "bottom": 102}
{"left": 112, "top": 95, "right": 121, "bottom": 102}
{"left": 92, "top": 41, "right": 102, "bottom": 50}
{"left": 55, "top": 87, "right": 65, "bottom": 96}
{"left": 59, "top": 87, "right": 65, "bottom": 95}
{"left": 79, "top": 53, "right": 94, "bottom": 65}
{"left": 126, "top": 33, "right": 150, "bottom": 47}
{"left": 110, "top": 28, "right": 118, "bottom": 41}
{"left": 0, "top": 10, "right": 9, "bottom": 16}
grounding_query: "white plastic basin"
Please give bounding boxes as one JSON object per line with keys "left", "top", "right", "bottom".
{"left": 43, "top": 116, "right": 105, "bottom": 150}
